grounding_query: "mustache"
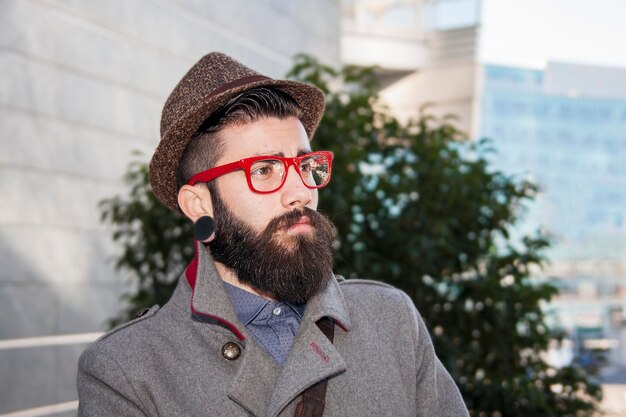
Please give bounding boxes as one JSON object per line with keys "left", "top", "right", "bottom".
{"left": 265, "top": 207, "right": 323, "bottom": 234}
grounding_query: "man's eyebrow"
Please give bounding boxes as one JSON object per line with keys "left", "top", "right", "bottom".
{"left": 252, "top": 151, "right": 284, "bottom": 157}
{"left": 252, "top": 149, "right": 312, "bottom": 158}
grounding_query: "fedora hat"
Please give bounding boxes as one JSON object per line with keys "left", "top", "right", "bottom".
{"left": 149, "top": 52, "right": 326, "bottom": 212}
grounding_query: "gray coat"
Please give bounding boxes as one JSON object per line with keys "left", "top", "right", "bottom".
{"left": 77, "top": 246, "right": 469, "bottom": 416}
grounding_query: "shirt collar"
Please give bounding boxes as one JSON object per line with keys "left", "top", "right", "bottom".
{"left": 182, "top": 241, "right": 352, "bottom": 340}
{"left": 223, "top": 281, "right": 306, "bottom": 326}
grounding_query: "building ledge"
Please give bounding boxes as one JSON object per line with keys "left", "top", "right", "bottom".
{"left": 341, "top": 30, "right": 429, "bottom": 71}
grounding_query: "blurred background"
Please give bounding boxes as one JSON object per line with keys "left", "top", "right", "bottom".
{"left": 1, "top": 0, "right": 624, "bottom": 416}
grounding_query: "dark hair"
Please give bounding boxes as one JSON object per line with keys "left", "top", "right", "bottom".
{"left": 177, "top": 87, "right": 302, "bottom": 187}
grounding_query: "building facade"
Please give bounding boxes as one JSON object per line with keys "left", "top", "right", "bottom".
{"left": 480, "top": 62, "right": 626, "bottom": 366}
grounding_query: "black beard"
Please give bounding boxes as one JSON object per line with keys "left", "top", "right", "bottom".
{"left": 208, "top": 190, "right": 336, "bottom": 304}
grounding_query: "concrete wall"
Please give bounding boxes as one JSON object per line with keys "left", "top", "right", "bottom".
{"left": 0, "top": 0, "right": 340, "bottom": 414}
{"left": 369, "top": 26, "right": 482, "bottom": 138}
{"left": 379, "top": 62, "right": 482, "bottom": 138}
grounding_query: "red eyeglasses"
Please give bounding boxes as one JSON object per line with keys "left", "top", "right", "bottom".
{"left": 187, "top": 151, "right": 333, "bottom": 194}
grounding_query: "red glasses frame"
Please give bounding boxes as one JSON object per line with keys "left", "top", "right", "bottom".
{"left": 187, "top": 151, "right": 333, "bottom": 194}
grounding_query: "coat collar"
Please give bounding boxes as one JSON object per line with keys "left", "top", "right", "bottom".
{"left": 185, "top": 241, "right": 247, "bottom": 340}
{"left": 183, "top": 241, "right": 352, "bottom": 340}
{"left": 179, "top": 240, "right": 352, "bottom": 417}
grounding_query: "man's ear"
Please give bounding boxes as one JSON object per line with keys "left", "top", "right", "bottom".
{"left": 177, "top": 184, "right": 214, "bottom": 222}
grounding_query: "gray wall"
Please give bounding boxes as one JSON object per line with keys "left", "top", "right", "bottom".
{"left": 0, "top": 0, "right": 339, "bottom": 414}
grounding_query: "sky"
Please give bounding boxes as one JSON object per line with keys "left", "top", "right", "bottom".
{"left": 479, "top": 0, "right": 626, "bottom": 69}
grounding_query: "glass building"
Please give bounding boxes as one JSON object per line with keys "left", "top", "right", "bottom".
{"left": 480, "top": 64, "right": 626, "bottom": 363}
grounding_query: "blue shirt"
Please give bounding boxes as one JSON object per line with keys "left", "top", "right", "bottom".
{"left": 224, "top": 282, "right": 305, "bottom": 365}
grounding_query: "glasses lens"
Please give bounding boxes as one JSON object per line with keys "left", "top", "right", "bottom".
{"left": 299, "top": 153, "right": 330, "bottom": 187}
{"left": 249, "top": 159, "right": 286, "bottom": 192}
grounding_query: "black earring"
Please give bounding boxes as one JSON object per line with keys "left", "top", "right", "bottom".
{"left": 193, "top": 216, "right": 215, "bottom": 242}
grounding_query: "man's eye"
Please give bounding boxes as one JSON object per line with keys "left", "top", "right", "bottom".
{"left": 300, "top": 158, "right": 317, "bottom": 173}
{"left": 251, "top": 166, "right": 273, "bottom": 176}
{"left": 251, "top": 161, "right": 280, "bottom": 177}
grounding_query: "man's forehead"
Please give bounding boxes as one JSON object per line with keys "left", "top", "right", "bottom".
{"left": 217, "top": 117, "right": 311, "bottom": 160}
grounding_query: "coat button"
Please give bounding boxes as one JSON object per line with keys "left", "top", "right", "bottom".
{"left": 222, "top": 342, "right": 241, "bottom": 361}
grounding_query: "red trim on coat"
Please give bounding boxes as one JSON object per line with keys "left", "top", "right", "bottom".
{"left": 334, "top": 320, "right": 349, "bottom": 333}
{"left": 185, "top": 241, "right": 246, "bottom": 341}
{"left": 185, "top": 243, "right": 199, "bottom": 289}
{"left": 189, "top": 305, "right": 246, "bottom": 341}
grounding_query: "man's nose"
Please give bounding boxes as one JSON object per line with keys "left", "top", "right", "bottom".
{"left": 280, "top": 165, "right": 312, "bottom": 209}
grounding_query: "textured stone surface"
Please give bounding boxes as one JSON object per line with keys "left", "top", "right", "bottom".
{"left": 0, "top": 227, "right": 117, "bottom": 285}
{"left": 0, "top": 51, "right": 161, "bottom": 140}
{"left": 0, "top": 107, "right": 155, "bottom": 180}
{"left": 0, "top": 345, "right": 85, "bottom": 414}
{"left": 0, "top": 227, "right": 125, "bottom": 339}
{"left": 0, "top": 0, "right": 339, "bottom": 413}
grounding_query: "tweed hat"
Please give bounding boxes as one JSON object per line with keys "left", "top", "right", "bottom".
{"left": 149, "top": 52, "right": 326, "bottom": 212}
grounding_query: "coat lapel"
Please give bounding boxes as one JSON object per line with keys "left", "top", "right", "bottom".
{"left": 227, "top": 342, "right": 281, "bottom": 417}
{"left": 267, "top": 276, "right": 352, "bottom": 417}
{"left": 190, "top": 244, "right": 246, "bottom": 340}
{"left": 189, "top": 246, "right": 282, "bottom": 416}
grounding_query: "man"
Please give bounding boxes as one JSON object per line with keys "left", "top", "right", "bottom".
{"left": 77, "top": 52, "right": 469, "bottom": 416}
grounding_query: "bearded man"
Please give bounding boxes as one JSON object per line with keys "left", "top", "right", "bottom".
{"left": 77, "top": 52, "right": 469, "bottom": 417}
